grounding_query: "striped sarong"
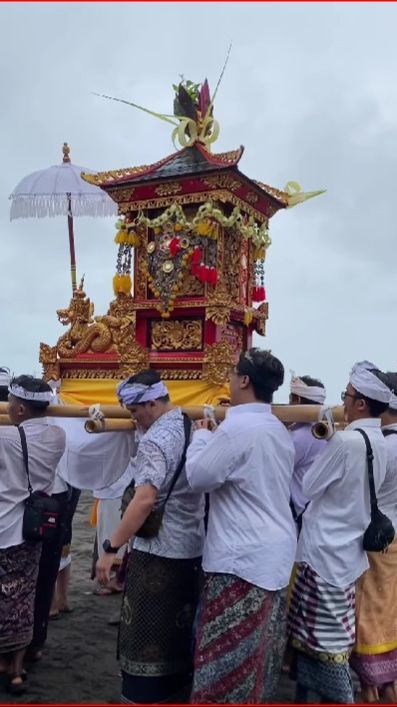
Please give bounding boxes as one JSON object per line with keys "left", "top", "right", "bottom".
{"left": 191, "top": 573, "right": 288, "bottom": 704}
{"left": 288, "top": 562, "right": 355, "bottom": 703}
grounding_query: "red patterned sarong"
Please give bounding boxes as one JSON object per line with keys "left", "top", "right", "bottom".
{"left": 191, "top": 572, "right": 287, "bottom": 704}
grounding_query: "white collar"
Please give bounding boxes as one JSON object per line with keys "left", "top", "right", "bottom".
{"left": 227, "top": 403, "right": 271, "bottom": 417}
{"left": 382, "top": 422, "right": 397, "bottom": 431}
{"left": 345, "top": 418, "right": 381, "bottom": 431}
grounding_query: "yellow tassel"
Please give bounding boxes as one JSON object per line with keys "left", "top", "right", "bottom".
{"left": 254, "top": 246, "right": 266, "bottom": 260}
{"left": 112, "top": 273, "right": 121, "bottom": 294}
{"left": 114, "top": 230, "right": 129, "bottom": 244}
{"left": 128, "top": 232, "right": 141, "bottom": 247}
{"left": 120, "top": 274, "right": 132, "bottom": 294}
{"left": 196, "top": 221, "right": 210, "bottom": 236}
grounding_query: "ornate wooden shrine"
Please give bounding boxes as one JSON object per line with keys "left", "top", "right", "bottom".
{"left": 39, "top": 79, "right": 322, "bottom": 405}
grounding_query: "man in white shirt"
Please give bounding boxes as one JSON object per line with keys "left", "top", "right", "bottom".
{"left": 186, "top": 348, "right": 297, "bottom": 704}
{"left": 350, "top": 371, "right": 397, "bottom": 702}
{"left": 289, "top": 374, "right": 327, "bottom": 528}
{"left": 288, "top": 360, "right": 390, "bottom": 704}
{"left": 96, "top": 370, "right": 204, "bottom": 704}
{"left": 0, "top": 375, "right": 65, "bottom": 694}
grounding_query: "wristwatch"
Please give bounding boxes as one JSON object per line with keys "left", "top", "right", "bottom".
{"left": 102, "top": 539, "right": 119, "bottom": 554}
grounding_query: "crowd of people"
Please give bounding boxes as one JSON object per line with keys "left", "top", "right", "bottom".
{"left": 0, "top": 351, "right": 397, "bottom": 704}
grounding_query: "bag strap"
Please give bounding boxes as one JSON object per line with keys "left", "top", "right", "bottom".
{"left": 163, "top": 413, "right": 192, "bottom": 506}
{"left": 17, "top": 425, "right": 33, "bottom": 496}
{"left": 356, "top": 428, "right": 378, "bottom": 513}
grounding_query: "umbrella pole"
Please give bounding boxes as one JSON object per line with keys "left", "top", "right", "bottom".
{"left": 67, "top": 193, "right": 77, "bottom": 292}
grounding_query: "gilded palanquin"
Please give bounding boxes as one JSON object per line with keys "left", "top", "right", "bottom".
{"left": 39, "top": 79, "right": 321, "bottom": 406}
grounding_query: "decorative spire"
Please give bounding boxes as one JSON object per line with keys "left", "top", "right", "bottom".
{"left": 93, "top": 47, "right": 232, "bottom": 151}
{"left": 62, "top": 142, "right": 71, "bottom": 163}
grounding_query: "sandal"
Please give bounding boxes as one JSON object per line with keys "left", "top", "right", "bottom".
{"left": 93, "top": 586, "right": 113, "bottom": 596}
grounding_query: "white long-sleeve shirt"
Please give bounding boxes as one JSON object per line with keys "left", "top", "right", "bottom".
{"left": 0, "top": 419, "right": 66, "bottom": 548}
{"left": 380, "top": 422, "right": 397, "bottom": 527}
{"left": 290, "top": 423, "right": 327, "bottom": 515}
{"left": 185, "top": 402, "right": 297, "bottom": 591}
{"left": 297, "top": 417, "right": 387, "bottom": 588}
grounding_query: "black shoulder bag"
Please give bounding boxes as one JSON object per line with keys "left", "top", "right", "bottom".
{"left": 121, "top": 413, "right": 192, "bottom": 539}
{"left": 18, "top": 426, "right": 61, "bottom": 543}
{"left": 356, "top": 427, "right": 395, "bottom": 553}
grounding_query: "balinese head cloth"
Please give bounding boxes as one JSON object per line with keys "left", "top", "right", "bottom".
{"left": 117, "top": 379, "right": 169, "bottom": 406}
{"left": 349, "top": 360, "right": 392, "bottom": 404}
{"left": 389, "top": 390, "right": 397, "bottom": 411}
{"left": 0, "top": 367, "right": 11, "bottom": 387}
{"left": 8, "top": 377, "right": 55, "bottom": 403}
{"left": 290, "top": 372, "right": 326, "bottom": 404}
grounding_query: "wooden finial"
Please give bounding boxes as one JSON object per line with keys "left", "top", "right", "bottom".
{"left": 62, "top": 142, "right": 71, "bottom": 163}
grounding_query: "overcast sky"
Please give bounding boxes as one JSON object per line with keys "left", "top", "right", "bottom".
{"left": 1, "top": 2, "right": 397, "bottom": 404}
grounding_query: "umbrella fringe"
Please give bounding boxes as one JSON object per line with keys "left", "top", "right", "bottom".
{"left": 9, "top": 194, "right": 117, "bottom": 220}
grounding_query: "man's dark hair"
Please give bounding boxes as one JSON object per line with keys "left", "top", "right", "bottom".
{"left": 10, "top": 374, "right": 52, "bottom": 415}
{"left": 352, "top": 369, "right": 389, "bottom": 417}
{"left": 292, "top": 375, "right": 325, "bottom": 405}
{"left": 125, "top": 369, "right": 170, "bottom": 403}
{"left": 0, "top": 366, "right": 10, "bottom": 402}
{"left": 236, "top": 348, "right": 284, "bottom": 403}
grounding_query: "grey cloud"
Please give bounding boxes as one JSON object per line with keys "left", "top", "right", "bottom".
{"left": 1, "top": 2, "right": 397, "bottom": 404}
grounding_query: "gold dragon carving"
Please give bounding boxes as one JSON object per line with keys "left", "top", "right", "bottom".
{"left": 55, "top": 289, "right": 117, "bottom": 357}
{"left": 151, "top": 320, "right": 202, "bottom": 351}
{"left": 40, "top": 287, "right": 149, "bottom": 380}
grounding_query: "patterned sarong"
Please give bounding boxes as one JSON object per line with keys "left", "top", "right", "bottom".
{"left": 288, "top": 562, "right": 356, "bottom": 703}
{"left": 191, "top": 573, "right": 288, "bottom": 704}
{"left": 0, "top": 541, "right": 41, "bottom": 653}
{"left": 350, "top": 537, "right": 397, "bottom": 687}
{"left": 118, "top": 549, "right": 201, "bottom": 691}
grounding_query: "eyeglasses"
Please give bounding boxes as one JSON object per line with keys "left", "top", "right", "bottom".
{"left": 341, "top": 391, "right": 362, "bottom": 402}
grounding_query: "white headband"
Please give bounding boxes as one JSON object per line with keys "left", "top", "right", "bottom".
{"left": 0, "top": 368, "right": 11, "bottom": 387}
{"left": 349, "top": 360, "right": 391, "bottom": 404}
{"left": 8, "top": 383, "right": 55, "bottom": 403}
{"left": 290, "top": 374, "right": 326, "bottom": 404}
{"left": 117, "top": 380, "right": 169, "bottom": 406}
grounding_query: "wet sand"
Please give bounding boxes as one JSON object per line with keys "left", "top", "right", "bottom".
{"left": 0, "top": 492, "right": 297, "bottom": 705}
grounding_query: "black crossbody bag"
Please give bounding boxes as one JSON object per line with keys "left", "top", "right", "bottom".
{"left": 18, "top": 426, "right": 61, "bottom": 543}
{"left": 121, "top": 413, "right": 192, "bottom": 539}
{"left": 356, "top": 428, "right": 395, "bottom": 553}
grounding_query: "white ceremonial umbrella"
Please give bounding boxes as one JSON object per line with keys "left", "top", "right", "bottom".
{"left": 9, "top": 143, "right": 117, "bottom": 291}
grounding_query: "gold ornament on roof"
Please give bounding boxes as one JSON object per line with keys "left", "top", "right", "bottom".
{"left": 92, "top": 47, "right": 232, "bottom": 150}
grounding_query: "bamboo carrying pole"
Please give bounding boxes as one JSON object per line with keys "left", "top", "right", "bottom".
{"left": 0, "top": 402, "right": 345, "bottom": 433}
